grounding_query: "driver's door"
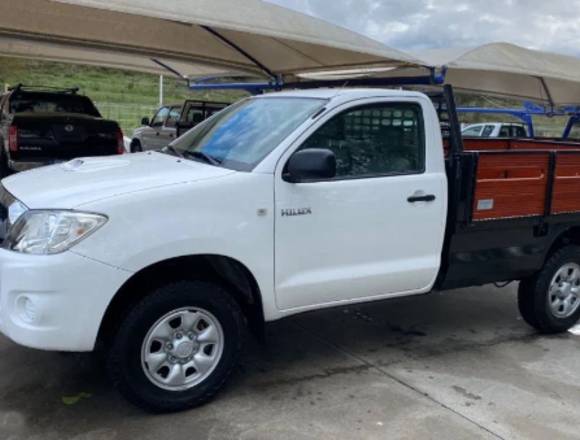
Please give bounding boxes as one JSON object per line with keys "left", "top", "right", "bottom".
{"left": 274, "top": 99, "right": 447, "bottom": 311}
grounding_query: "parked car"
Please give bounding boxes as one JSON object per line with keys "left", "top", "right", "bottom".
{"left": 130, "top": 100, "right": 229, "bottom": 152}
{"left": 1, "top": 88, "right": 580, "bottom": 412}
{"left": 462, "top": 122, "right": 528, "bottom": 137}
{"left": 0, "top": 85, "right": 124, "bottom": 176}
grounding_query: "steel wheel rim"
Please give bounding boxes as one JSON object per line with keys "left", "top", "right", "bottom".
{"left": 141, "top": 307, "right": 224, "bottom": 391}
{"left": 548, "top": 263, "right": 580, "bottom": 319}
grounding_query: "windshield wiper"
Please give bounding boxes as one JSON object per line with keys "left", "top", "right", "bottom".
{"left": 183, "top": 150, "right": 222, "bottom": 166}
{"left": 162, "top": 145, "right": 183, "bottom": 158}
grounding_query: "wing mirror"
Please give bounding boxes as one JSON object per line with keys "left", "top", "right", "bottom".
{"left": 141, "top": 117, "right": 150, "bottom": 126}
{"left": 285, "top": 149, "right": 337, "bottom": 183}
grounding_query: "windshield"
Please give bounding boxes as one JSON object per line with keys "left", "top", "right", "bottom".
{"left": 169, "top": 97, "right": 326, "bottom": 171}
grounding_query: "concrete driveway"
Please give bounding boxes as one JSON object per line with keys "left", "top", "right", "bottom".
{"left": 1, "top": 284, "right": 579, "bottom": 440}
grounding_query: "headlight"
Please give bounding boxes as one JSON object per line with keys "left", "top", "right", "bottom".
{"left": 4, "top": 210, "right": 107, "bottom": 255}
{"left": 8, "top": 200, "right": 27, "bottom": 225}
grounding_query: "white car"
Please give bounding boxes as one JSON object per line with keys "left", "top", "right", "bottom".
{"left": 0, "top": 88, "right": 577, "bottom": 412}
{"left": 462, "top": 122, "right": 528, "bottom": 137}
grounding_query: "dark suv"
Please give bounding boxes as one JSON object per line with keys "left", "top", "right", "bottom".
{"left": 0, "top": 85, "right": 124, "bottom": 176}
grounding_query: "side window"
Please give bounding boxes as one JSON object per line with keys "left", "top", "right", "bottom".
{"left": 482, "top": 125, "right": 495, "bottom": 137}
{"left": 300, "top": 102, "right": 425, "bottom": 178}
{"left": 499, "top": 126, "right": 511, "bottom": 137}
{"left": 463, "top": 126, "right": 483, "bottom": 137}
{"left": 164, "top": 106, "right": 181, "bottom": 128}
{"left": 514, "top": 126, "right": 527, "bottom": 137}
{"left": 185, "top": 107, "right": 205, "bottom": 126}
{"left": 151, "top": 107, "right": 169, "bottom": 127}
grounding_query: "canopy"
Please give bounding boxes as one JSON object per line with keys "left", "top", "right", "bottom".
{"left": 0, "top": 0, "right": 420, "bottom": 80}
{"left": 295, "top": 43, "right": 580, "bottom": 108}
{"left": 417, "top": 43, "right": 580, "bottom": 108}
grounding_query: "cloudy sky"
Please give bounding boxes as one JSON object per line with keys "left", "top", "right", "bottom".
{"left": 268, "top": 0, "right": 580, "bottom": 56}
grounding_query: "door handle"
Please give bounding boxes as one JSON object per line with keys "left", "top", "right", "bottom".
{"left": 408, "top": 194, "right": 436, "bottom": 203}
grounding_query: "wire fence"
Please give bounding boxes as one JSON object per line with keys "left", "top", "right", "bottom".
{"left": 94, "top": 102, "right": 158, "bottom": 137}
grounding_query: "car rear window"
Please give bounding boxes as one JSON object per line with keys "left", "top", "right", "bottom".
{"left": 9, "top": 92, "right": 101, "bottom": 117}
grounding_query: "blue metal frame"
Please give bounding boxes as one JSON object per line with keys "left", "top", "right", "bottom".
{"left": 457, "top": 103, "right": 580, "bottom": 139}
{"left": 188, "top": 67, "right": 446, "bottom": 94}
{"left": 187, "top": 67, "right": 580, "bottom": 139}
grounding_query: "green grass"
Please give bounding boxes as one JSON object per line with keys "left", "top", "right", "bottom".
{"left": 0, "top": 57, "right": 245, "bottom": 135}
{"left": 0, "top": 57, "right": 569, "bottom": 137}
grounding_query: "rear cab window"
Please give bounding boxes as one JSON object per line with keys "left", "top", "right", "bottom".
{"left": 9, "top": 92, "right": 101, "bottom": 117}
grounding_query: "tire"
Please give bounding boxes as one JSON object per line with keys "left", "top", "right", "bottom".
{"left": 107, "top": 281, "right": 245, "bottom": 413}
{"left": 130, "top": 140, "right": 143, "bottom": 153}
{"left": 518, "top": 245, "right": 580, "bottom": 334}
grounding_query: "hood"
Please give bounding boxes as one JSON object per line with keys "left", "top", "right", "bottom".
{"left": 2, "top": 152, "right": 235, "bottom": 209}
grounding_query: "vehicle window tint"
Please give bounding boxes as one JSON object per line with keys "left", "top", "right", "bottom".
{"left": 165, "top": 107, "right": 180, "bottom": 128}
{"left": 499, "top": 126, "right": 510, "bottom": 137}
{"left": 9, "top": 93, "right": 101, "bottom": 116}
{"left": 151, "top": 107, "right": 169, "bottom": 127}
{"left": 185, "top": 107, "right": 205, "bottom": 125}
{"left": 462, "top": 126, "right": 483, "bottom": 137}
{"left": 514, "top": 126, "right": 527, "bottom": 137}
{"left": 300, "top": 102, "right": 425, "bottom": 178}
{"left": 482, "top": 125, "right": 495, "bottom": 137}
{"left": 172, "top": 97, "right": 325, "bottom": 171}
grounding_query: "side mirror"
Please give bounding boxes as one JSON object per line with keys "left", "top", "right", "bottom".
{"left": 141, "top": 117, "right": 150, "bottom": 126}
{"left": 285, "top": 149, "right": 336, "bottom": 183}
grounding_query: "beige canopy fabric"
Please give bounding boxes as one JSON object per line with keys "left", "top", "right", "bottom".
{"left": 300, "top": 43, "right": 580, "bottom": 107}
{"left": 0, "top": 0, "right": 421, "bottom": 80}
{"left": 417, "top": 43, "right": 580, "bottom": 107}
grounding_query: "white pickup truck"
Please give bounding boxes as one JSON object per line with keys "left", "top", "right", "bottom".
{"left": 1, "top": 88, "right": 580, "bottom": 412}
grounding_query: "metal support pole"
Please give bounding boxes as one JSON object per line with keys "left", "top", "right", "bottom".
{"left": 159, "top": 75, "right": 164, "bottom": 107}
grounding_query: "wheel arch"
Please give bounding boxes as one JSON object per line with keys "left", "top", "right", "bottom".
{"left": 543, "top": 225, "right": 580, "bottom": 264}
{"left": 96, "top": 254, "right": 265, "bottom": 347}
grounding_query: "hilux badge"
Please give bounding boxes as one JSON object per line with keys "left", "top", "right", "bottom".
{"left": 64, "top": 124, "right": 75, "bottom": 132}
{"left": 281, "top": 208, "right": 312, "bottom": 217}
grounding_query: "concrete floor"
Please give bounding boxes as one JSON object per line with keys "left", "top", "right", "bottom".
{"left": 1, "top": 284, "right": 580, "bottom": 440}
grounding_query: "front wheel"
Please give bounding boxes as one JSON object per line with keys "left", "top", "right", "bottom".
{"left": 518, "top": 245, "right": 580, "bottom": 334}
{"left": 107, "top": 281, "right": 245, "bottom": 412}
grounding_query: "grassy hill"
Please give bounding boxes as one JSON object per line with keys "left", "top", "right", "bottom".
{"left": 0, "top": 57, "right": 245, "bottom": 135}
{"left": 0, "top": 57, "right": 567, "bottom": 137}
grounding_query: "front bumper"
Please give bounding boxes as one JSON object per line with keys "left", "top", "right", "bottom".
{"left": 0, "top": 249, "right": 132, "bottom": 351}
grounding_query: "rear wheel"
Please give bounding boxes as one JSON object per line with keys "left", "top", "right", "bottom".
{"left": 518, "top": 245, "right": 580, "bottom": 334}
{"left": 130, "top": 140, "right": 143, "bottom": 153}
{"left": 107, "top": 281, "right": 244, "bottom": 412}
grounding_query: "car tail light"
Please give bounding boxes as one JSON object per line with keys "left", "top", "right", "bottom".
{"left": 116, "top": 128, "right": 125, "bottom": 154}
{"left": 8, "top": 125, "right": 18, "bottom": 152}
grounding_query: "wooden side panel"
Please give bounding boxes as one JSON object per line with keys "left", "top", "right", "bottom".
{"left": 472, "top": 153, "right": 549, "bottom": 221}
{"left": 552, "top": 153, "right": 580, "bottom": 214}
{"left": 459, "top": 138, "right": 580, "bottom": 152}
{"left": 462, "top": 139, "right": 510, "bottom": 151}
